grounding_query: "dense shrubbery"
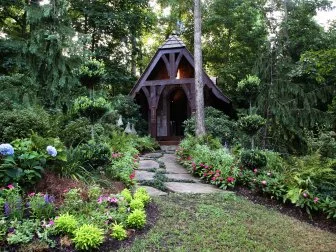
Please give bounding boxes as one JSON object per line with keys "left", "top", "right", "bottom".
{"left": 0, "top": 185, "right": 151, "bottom": 250}
{"left": 177, "top": 135, "right": 336, "bottom": 220}
{"left": 0, "top": 108, "right": 51, "bottom": 142}
{"left": 178, "top": 135, "right": 238, "bottom": 189}
{"left": 240, "top": 149, "right": 267, "bottom": 170}
{"left": 110, "top": 94, "right": 148, "bottom": 135}
{"left": 0, "top": 136, "right": 66, "bottom": 187}
{"left": 184, "top": 107, "right": 236, "bottom": 145}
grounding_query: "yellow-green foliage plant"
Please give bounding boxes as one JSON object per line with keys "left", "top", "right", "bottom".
{"left": 54, "top": 213, "right": 78, "bottom": 235}
{"left": 72, "top": 224, "right": 104, "bottom": 250}
{"left": 111, "top": 223, "right": 127, "bottom": 241}
{"left": 134, "top": 187, "right": 151, "bottom": 205}
{"left": 120, "top": 188, "right": 132, "bottom": 203}
{"left": 129, "top": 198, "right": 144, "bottom": 211}
{"left": 126, "top": 209, "right": 146, "bottom": 229}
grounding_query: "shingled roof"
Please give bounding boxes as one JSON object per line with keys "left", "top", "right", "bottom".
{"left": 159, "top": 35, "right": 186, "bottom": 49}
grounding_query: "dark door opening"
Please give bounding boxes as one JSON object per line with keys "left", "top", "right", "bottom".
{"left": 169, "top": 88, "right": 188, "bottom": 136}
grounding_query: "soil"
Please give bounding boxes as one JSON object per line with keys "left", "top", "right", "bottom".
{"left": 231, "top": 186, "right": 336, "bottom": 234}
{"left": 48, "top": 203, "right": 159, "bottom": 252}
{"left": 1, "top": 203, "right": 159, "bottom": 252}
{"left": 34, "top": 171, "right": 126, "bottom": 206}
{"left": 98, "top": 202, "right": 159, "bottom": 251}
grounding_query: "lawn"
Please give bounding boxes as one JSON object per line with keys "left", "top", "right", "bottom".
{"left": 120, "top": 193, "right": 336, "bottom": 252}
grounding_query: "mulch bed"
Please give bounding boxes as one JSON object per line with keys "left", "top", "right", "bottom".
{"left": 1, "top": 203, "right": 160, "bottom": 252}
{"left": 48, "top": 203, "right": 159, "bottom": 252}
{"left": 34, "top": 171, "right": 126, "bottom": 206}
{"left": 99, "top": 202, "right": 159, "bottom": 251}
{"left": 230, "top": 186, "right": 336, "bottom": 234}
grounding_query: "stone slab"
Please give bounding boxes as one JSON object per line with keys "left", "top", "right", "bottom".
{"left": 160, "top": 145, "right": 178, "bottom": 152}
{"left": 135, "top": 170, "right": 155, "bottom": 181}
{"left": 142, "top": 152, "right": 163, "bottom": 159}
{"left": 158, "top": 154, "right": 177, "bottom": 164}
{"left": 138, "top": 160, "right": 160, "bottom": 170}
{"left": 165, "top": 173, "right": 200, "bottom": 182}
{"left": 158, "top": 154, "right": 189, "bottom": 174}
{"left": 139, "top": 186, "right": 167, "bottom": 196}
{"left": 164, "top": 182, "right": 223, "bottom": 194}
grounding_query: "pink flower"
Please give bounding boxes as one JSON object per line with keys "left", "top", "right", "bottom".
{"left": 97, "top": 196, "right": 104, "bottom": 204}
{"left": 109, "top": 197, "right": 118, "bottom": 203}
{"left": 261, "top": 180, "right": 267, "bottom": 185}
{"left": 28, "top": 192, "right": 35, "bottom": 197}
{"left": 7, "top": 184, "right": 14, "bottom": 189}
{"left": 253, "top": 169, "right": 258, "bottom": 173}
{"left": 314, "top": 197, "right": 319, "bottom": 203}
{"left": 302, "top": 192, "right": 308, "bottom": 198}
{"left": 227, "top": 177, "right": 235, "bottom": 183}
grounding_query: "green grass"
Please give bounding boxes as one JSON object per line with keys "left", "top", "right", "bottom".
{"left": 119, "top": 193, "right": 336, "bottom": 252}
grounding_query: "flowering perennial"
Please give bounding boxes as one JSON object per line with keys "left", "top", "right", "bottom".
{"left": 46, "top": 146, "right": 57, "bottom": 157}
{"left": 0, "top": 143, "right": 14, "bottom": 156}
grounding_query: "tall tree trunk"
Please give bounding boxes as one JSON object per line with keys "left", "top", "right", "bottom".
{"left": 194, "top": 0, "right": 206, "bottom": 136}
{"left": 131, "top": 34, "right": 137, "bottom": 76}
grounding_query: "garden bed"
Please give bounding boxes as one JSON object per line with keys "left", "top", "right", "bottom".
{"left": 231, "top": 186, "right": 336, "bottom": 234}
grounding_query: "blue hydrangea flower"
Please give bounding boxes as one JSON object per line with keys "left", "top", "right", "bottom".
{"left": 0, "top": 143, "right": 14, "bottom": 156}
{"left": 46, "top": 146, "right": 57, "bottom": 157}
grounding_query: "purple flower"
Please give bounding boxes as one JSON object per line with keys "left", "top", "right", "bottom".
{"left": 46, "top": 220, "right": 54, "bottom": 228}
{"left": 46, "top": 146, "right": 57, "bottom": 157}
{"left": 4, "top": 202, "right": 10, "bottom": 216}
{"left": 8, "top": 227, "right": 15, "bottom": 233}
{"left": 44, "top": 194, "right": 55, "bottom": 204}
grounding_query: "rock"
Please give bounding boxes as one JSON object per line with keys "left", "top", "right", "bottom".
{"left": 142, "top": 152, "right": 163, "bottom": 159}
{"left": 165, "top": 173, "right": 200, "bottom": 183}
{"left": 138, "top": 160, "right": 160, "bottom": 170}
{"left": 135, "top": 171, "right": 155, "bottom": 181}
{"left": 164, "top": 182, "right": 223, "bottom": 194}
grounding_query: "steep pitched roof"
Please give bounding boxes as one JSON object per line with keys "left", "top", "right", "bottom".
{"left": 159, "top": 35, "right": 186, "bottom": 49}
{"left": 130, "top": 35, "right": 231, "bottom": 104}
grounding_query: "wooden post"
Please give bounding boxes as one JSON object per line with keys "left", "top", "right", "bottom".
{"left": 150, "top": 86, "right": 157, "bottom": 138}
{"left": 150, "top": 107, "right": 157, "bottom": 138}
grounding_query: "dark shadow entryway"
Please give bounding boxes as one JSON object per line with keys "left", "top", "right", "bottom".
{"left": 169, "top": 88, "right": 188, "bottom": 136}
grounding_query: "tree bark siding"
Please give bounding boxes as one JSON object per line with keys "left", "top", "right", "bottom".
{"left": 194, "top": 0, "right": 206, "bottom": 136}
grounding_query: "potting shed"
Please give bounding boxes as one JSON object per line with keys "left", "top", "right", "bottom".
{"left": 130, "top": 35, "right": 231, "bottom": 143}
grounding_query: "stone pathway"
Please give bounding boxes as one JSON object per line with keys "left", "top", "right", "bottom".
{"left": 135, "top": 152, "right": 224, "bottom": 196}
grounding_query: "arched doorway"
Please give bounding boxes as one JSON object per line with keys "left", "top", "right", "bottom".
{"left": 168, "top": 88, "right": 189, "bottom": 136}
